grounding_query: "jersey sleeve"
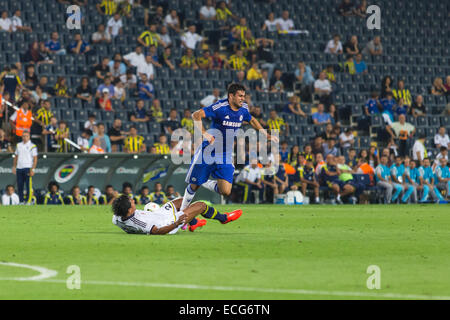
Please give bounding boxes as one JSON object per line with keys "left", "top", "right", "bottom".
{"left": 202, "top": 102, "right": 220, "bottom": 119}
{"left": 243, "top": 106, "right": 252, "bottom": 122}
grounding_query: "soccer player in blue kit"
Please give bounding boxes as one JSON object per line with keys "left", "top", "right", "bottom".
{"left": 180, "top": 83, "right": 278, "bottom": 217}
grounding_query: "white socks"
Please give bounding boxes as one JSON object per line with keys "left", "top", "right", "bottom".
{"left": 202, "top": 179, "right": 219, "bottom": 193}
{"left": 180, "top": 185, "right": 196, "bottom": 211}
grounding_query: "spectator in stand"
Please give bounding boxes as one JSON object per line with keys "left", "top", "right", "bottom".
{"left": 107, "top": 13, "right": 123, "bottom": 38}
{"left": 137, "top": 73, "right": 154, "bottom": 101}
{"left": 130, "top": 99, "right": 150, "bottom": 123}
{"left": 387, "top": 114, "right": 416, "bottom": 157}
{"left": 147, "top": 46, "right": 162, "bottom": 68}
{"left": 434, "top": 127, "right": 450, "bottom": 149}
{"left": 149, "top": 99, "right": 164, "bottom": 123}
{"left": 69, "top": 33, "right": 92, "bottom": 55}
{"left": 11, "top": 10, "right": 31, "bottom": 32}
{"left": 55, "top": 120, "right": 70, "bottom": 153}
{"left": 24, "top": 65, "right": 38, "bottom": 90}
{"left": 53, "top": 77, "right": 70, "bottom": 97}
{"left": 108, "top": 53, "right": 127, "bottom": 73}
{"left": 45, "top": 32, "right": 66, "bottom": 55}
{"left": 181, "top": 109, "right": 194, "bottom": 135}
{"left": 379, "top": 92, "right": 395, "bottom": 119}
{"left": 283, "top": 95, "right": 306, "bottom": 117}
{"left": 433, "top": 147, "right": 449, "bottom": 171}
{"left": 256, "top": 38, "right": 275, "bottom": 80}
{"left": 344, "top": 55, "right": 356, "bottom": 75}
{"left": 267, "top": 110, "right": 288, "bottom": 137}
{"left": 96, "top": 76, "right": 115, "bottom": 99}
{"left": 113, "top": 78, "right": 125, "bottom": 101}
{"left": 93, "top": 57, "right": 111, "bottom": 81}
{"left": 164, "top": 9, "right": 181, "bottom": 33}
{"left": 323, "top": 65, "right": 336, "bottom": 83}
{"left": 241, "top": 30, "right": 259, "bottom": 62}
{"left": 0, "top": 128, "right": 13, "bottom": 152}
{"left": 261, "top": 12, "right": 278, "bottom": 32}
{"left": 412, "top": 135, "right": 428, "bottom": 165}
{"left": 211, "top": 51, "right": 225, "bottom": 70}
{"left": 97, "top": 88, "right": 113, "bottom": 111}
{"left": 84, "top": 113, "right": 97, "bottom": 131}
{"left": 444, "top": 76, "right": 450, "bottom": 95}
{"left": 362, "top": 36, "right": 383, "bottom": 56}
{"left": 158, "top": 46, "right": 175, "bottom": 70}
{"left": 107, "top": 118, "right": 126, "bottom": 152}
{"left": 255, "top": 69, "right": 270, "bottom": 92}
{"left": 312, "top": 103, "right": 332, "bottom": 125}
{"left": 181, "top": 24, "right": 204, "bottom": 50}
{"left": 77, "top": 129, "right": 92, "bottom": 153}
{"left": 227, "top": 49, "right": 249, "bottom": 71}
{"left": 324, "top": 34, "right": 343, "bottom": 55}
{"left": 354, "top": 0, "right": 368, "bottom": 18}
{"left": 337, "top": 0, "right": 355, "bottom": 16}
{"left": 146, "top": 5, "right": 164, "bottom": 26}
{"left": 328, "top": 104, "right": 339, "bottom": 124}
{"left": 199, "top": 0, "right": 216, "bottom": 20}
{"left": 200, "top": 88, "right": 222, "bottom": 107}
{"left": 0, "top": 10, "right": 12, "bottom": 32}
{"left": 343, "top": 35, "right": 360, "bottom": 56}
{"left": 354, "top": 53, "right": 367, "bottom": 74}
{"left": 138, "top": 23, "right": 166, "bottom": 49}
{"left": 380, "top": 75, "right": 393, "bottom": 98}
{"left": 179, "top": 48, "right": 198, "bottom": 70}
{"left": 124, "top": 125, "right": 146, "bottom": 154}
{"left": 244, "top": 63, "right": 261, "bottom": 83}
{"left": 431, "top": 77, "right": 448, "bottom": 96}
{"left": 295, "top": 61, "right": 315, "bottom": 101}
{"left": 339, "top": 127, "right": 355, "bottom": 151}
{"left": 216, "top": 0, "right": 237, "bottom": 22}
{"left": 395, "top": 98, "right": 409, "bottom": 116}
{"left": 96, "top": 0, "right": 117, "bottom": 16}
{"left": 270, "top": 69, "right": 284, "bottom": 92}
{"left": 158, "top": 25, "right": 172, "bottom": 47}
{"left": 123, "top": 46, "right": 145, "bottom": 69}
{"left": 197, "top": 50, "right": 213, "bottom": 70}
{"left": 91, "top": 24, "right": 112, "bottom": 44}
{"left": 314, "top": 72, "right": 333, "bottom": 107}
{"left": 1, "top": 66, "right": 23, "bottom": 100}
{"left": 120, "top": 69, "right": 137, "bottom": 90}
{"left": 23, "top": 41, "right": 49, "bottom": 65}
{"left": 89, "top": 123, "right": 111, "bottom": 153}
{"left": 410, "top": 95, "right": 426, "bottom": 118}
{"left": 89, "top": 137, "right": 105, "bottom": 154}
{"left": 250, "top": 105, "right": 267, "bottom": 128}
{"left": 393, "top": 79, "right": 412, "bottom": 107}
{"left": 109, "top": 58, "right": 127, "bottom": 79}
{"left": 275, "top": 10, "right": 294, "bottom": 32}
{"left": 137, "top": 54, "right": 155, "bottom": 80}
{"left": 153, "top": 133, "right": 170, "bottom": 154}
{"left": 163, "top": 109, "right": 181, "bottom": 135}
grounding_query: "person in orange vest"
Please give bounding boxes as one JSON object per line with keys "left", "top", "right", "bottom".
{"left": 356, "top": 158, "right": 375, "bottom": 185}
{"left": 89, "top": 137, "right": 105, "bottom": 154}
{"left": 9, "top": 101, "right": 33, "bottom": 144}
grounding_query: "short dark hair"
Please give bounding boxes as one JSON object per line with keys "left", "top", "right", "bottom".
{"left": 122, "top": 182, "right": 132, "bottom": 191}
{"left": 440, "top": 146, "right": 448, "bottom": 152}
{"left": 48, "top": 181, "right": 59, "bottom": 191}
{"left": 112, "top": 194, "right": 132, "bottom": 218}
{"left": 227, "top": 83, "right": 246, "bottom": 95}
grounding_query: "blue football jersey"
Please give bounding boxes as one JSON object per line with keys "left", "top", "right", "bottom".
{"left": 202, "top": 98, "right": 252, "bottom": 163}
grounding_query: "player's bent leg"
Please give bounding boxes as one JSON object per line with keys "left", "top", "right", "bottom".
{"left": 217, "top": 179, "right": 232, "bottom": 196}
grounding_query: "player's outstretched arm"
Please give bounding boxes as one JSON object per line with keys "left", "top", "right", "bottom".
{"left": 151, "top": 215, "right": 186, "bottom": 235}
{"left": 249, "top": 117, "right": 279, "bottom": 143}
{"left": 192, "top": 109, "right": 215, "bottom": 144}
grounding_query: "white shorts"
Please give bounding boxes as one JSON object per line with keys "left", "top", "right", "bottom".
{"left": 156, "top": 201, "right": 183, "bottom": 235}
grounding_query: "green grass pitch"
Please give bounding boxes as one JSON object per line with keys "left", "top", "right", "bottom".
{"left": 1, "top": 204, "right": 449, "bottom": 300}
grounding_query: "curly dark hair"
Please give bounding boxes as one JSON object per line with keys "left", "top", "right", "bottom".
{"left": 112, "top": 194, "right": 132, "bottom": 218}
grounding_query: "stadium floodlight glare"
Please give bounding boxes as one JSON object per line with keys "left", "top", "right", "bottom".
{"left": 74, "top": 155, "right": 78, "bottom": 159}
{"left": 133, "top": 155, "right": 138, "bottom": 159}
{"left": 42, "top": 155, "right": 47, "bottom": 159}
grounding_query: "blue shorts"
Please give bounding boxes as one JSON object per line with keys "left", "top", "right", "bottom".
{"left": 185, "top": 146, "right": 235, "bottom": 185}
{"left": 185, "top": 162, "right": 235, "bottom": 185}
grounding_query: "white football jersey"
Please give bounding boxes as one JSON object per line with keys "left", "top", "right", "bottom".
{"left": 113, "top": 201, "right": 182, "bottom": 235}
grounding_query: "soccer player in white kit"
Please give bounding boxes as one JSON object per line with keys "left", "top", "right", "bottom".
{"left": 112, "top": 195, "right": 242, "bottom": 235}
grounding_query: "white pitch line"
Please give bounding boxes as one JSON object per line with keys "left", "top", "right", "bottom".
{"left": 0, "top": 262, "right": 58, "bottom": 281}
{"left": 0, "top": 277, "right": 448, "bottom": 300}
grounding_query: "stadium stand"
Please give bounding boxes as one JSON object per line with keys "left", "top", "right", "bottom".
{"left": 0, "top": 0, "right": 449, "bottom": 205}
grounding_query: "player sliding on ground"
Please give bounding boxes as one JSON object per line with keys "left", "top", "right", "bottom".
{"left": 180, "top": 83, "right": 278, "bottom": 220}
{"left": 112, "top": 195, "right": 242, "bottom": 235}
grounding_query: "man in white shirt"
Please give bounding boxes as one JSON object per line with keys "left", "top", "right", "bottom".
{"left": 200, "top": 88, "right": 223, "bottom": 107}
{"left": 107, "top": 13, "right": 123, "bottom": 38}
{"left": 2, "top": 185, "right": 20, "bottom": 205}
{"left": 275, "top": 10, "right": 294, "bottom": 32}
{"left": 91, "top": 24, "right": 111, "bottom": 44}
{"left": 324, "top": 34, "right": 343, "bottom": 55}
{"left": 11, "top": 10, "right": 32, "bottom": 32}
{"left": 412, "top": 135, "right": 427, "bottom": 163}
{"left": 164, "top": 9, "right": 180, "bottom": 33}
{"left": 0, "top": 10, "right": 12, "bottom": 32}
{"left": 124, "top": 46, "right": 146, "bottom": 69}
{"left": 12, "top": 131, "right": 38, "bottom": 204}
{"left": 199, "top": 0, "right": 216, "bottom": 20}
{"left": 434, "top": 126, "right": 450, "bottom": 149}
{"left": 158, "top": 25, "right": 172, "bottom": 47}
{"left": 137, "top": 54, "right": 155, "bottom": 80}
{"left": 314, "top": 72, "right": 333, "bottom": 106}
{"left": 236, "top": 159, "right": 263, "bottom": 204}
{"left": 181, "top": 24, "right": 204, "bottom": 50}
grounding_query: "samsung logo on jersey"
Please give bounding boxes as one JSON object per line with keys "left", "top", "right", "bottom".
{"left": 222, "top": 121, "right": 242, "bottom": 128}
